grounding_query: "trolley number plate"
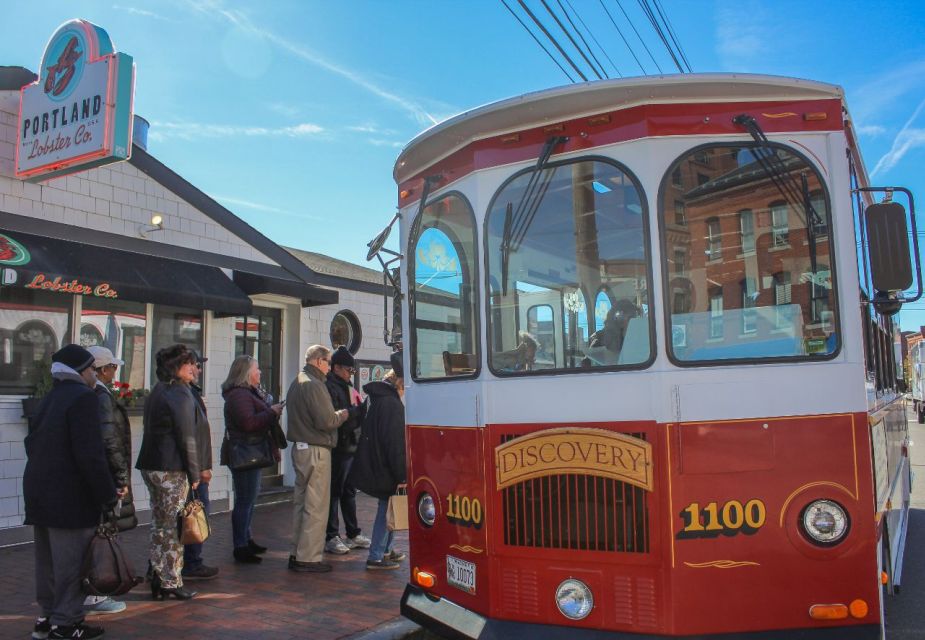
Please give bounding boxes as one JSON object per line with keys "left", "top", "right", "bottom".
{"left": 446, "top": 555, "right": 476, "bottom": 595}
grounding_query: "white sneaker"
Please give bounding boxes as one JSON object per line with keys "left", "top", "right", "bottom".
{"left": 347, "top": 534, "right": 372, "bottom": 549}
{"left": 324, "top": 536, "right": 350, "bottom": 555}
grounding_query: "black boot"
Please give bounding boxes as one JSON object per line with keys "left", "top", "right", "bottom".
{"left": 159, "top": 586, "right": 197, "bottom": 600}
{"left": 247, "top": 539, "right": 268, "bottom": 554}
{"left": 233, "top": 547, "right": 262, "bottom": 564}
{"left": 150, "top": 569, "right": 163, "bottom": 600}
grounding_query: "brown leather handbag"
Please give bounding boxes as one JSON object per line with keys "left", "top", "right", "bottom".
{"left": 178, "top": 491, "right": 210, "bottom": 544}
{"left": 81, "top": 513, "right": 143, "bottom": 596}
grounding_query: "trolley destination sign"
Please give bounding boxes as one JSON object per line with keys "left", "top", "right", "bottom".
{"left": 494, "top": 427, "right": 653, "bottom": 491}
{"left": 15, "top": 19, "right": 134, "bottom": 182}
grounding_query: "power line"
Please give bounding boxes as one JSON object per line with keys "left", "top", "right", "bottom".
{"left": 637, "top": 0, "right": 685, "bottom": 73}
{"left": 653, "top": 0, "right": 692, "bottom": 71}
{"left": 556, "top": 0, "right": 610, "bottom": 79}
{"left": 599, "top": 0, "right": 647, "bottom": 75}
{"left": 615, "top": 0, "right": 662, "bottom": 74}
{"left": 500, "top": 0, "right": 576, "bottom": 82}
{"left": 563, "top": 0, "right": 623, "bottom": 77}
{"left": 539, "top": 0, "right": 605, "bottom": 80}
{"left": 516, "top": 0, "right": 590, "bottom": 81}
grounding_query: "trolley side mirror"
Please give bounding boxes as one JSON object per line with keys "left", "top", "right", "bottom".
{"left": 866, "top": 201, "right": 913, "bottom": 293}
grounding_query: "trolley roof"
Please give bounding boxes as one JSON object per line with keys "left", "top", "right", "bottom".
{"left": 394, "top": 73, "right": 846, "bottom": 184}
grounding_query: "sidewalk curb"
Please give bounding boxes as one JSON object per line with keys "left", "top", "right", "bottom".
{"left": 342, "top": 616, "right": 422, "bottom": 640}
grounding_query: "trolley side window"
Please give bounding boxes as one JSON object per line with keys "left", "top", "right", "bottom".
{"left": 409, "top": 193, "right": 480, "bottom": 380}
{"left": 486, "top": 158, "right": 652, "bottom": 375}
{"left": 660, "top": 144, "right": 838, "bottom": 364}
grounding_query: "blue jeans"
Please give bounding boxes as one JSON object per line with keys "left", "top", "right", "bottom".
{"left": 182, "top": 481, "right": 209, "bottom": 571}
{"left": 368, "top": 497, "right": 394, "bottom": 562}
{"left": 231, "top": 468, "right": 262, "bottom": 549}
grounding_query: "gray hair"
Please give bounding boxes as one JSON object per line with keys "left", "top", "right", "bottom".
{"left": 304, "top": 344, "right": 331, "bottom": 364}
{"left": 518, "top": 331, "right": 538, "bottom": 350}
{"left": 221, "top": 354, "right": 256, "bottom": 392}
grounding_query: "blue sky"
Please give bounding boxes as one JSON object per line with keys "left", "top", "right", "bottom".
{"left": 4, "top": 1, "right": 925, "bottom": 330}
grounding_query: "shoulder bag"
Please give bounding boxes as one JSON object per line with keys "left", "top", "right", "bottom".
{"left": 386, "top": 484, "right": 409, "bottom": 531}
{"left": 81, "top": 512, "right": 143, "bottom": 597}
{"left": 178, "top": 489, "right": 211, "bottom": 545}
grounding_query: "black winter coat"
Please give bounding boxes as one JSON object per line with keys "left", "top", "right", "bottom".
{"left": 95, "top": 383, "right": 137, "bottom": 530}
{"left": 325, "top": 372, "right": 366, "bottom": 454}
{"left": 135, "top": 381, "right": 206, "bottom": 484}
{"left": 348, "top": 381, "right": 406, "bottom": 499}
{"left": 23, "top": 374, "right": 117, "bottom": 529}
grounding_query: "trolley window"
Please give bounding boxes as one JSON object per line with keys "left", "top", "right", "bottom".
{"left": 409, "top": 193, "right": 479, "bottom": 380}
{"left": 487, "top": 158, "right": 652, "bottom": 375}
{"left": 660, "top": 144, "right": 838, "bottom": 363}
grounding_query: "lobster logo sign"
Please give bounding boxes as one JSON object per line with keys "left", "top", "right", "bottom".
{"left": 16, "top": 19, "right": 134, "bottom": 182}
{"left": 0, "top": 234, "right": 31, "bottom": 267}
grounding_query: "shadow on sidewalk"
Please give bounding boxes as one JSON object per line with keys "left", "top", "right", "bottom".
{"left": 0, "top": 494, "right": 410, "bottom": 640}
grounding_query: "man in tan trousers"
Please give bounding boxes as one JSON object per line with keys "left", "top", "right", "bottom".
{"left": 286, "top": 345, "right": 348, "bottom": 573}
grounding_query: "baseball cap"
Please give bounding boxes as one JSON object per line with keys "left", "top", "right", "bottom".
{"left": 86, "top": 345, "right": 125, "bottom": 369}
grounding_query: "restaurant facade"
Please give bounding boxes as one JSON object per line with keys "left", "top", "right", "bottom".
{"left": 0, "top": 59, "right": 392, "bottom": 545}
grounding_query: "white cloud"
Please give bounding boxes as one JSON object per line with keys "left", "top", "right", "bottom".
{"left": 112, "top": 5, "right": 169, "bottom": 20}
{"left": 148, "top": 121, "right": 323, "bottom": 140}
{"left": 850, "top": 59, "right": 925, "bottom": 123}
{"left": 367, "top": 139, "right": 405, "bottom": 148}
{"left": 715, "top": 3, "right": 770, "bottom": 68}
{"left": 182, "top": 0, "right": 440, "bottom": 126}
{"left": 212, "top": 195, "right": 320, "bottom": 220}
{"left": 871, "top": 98, "right": 925, "bottom": 177}
{"left": 855, "top": 124, "right": 886, "bottom": 137}
{"left": 267, "top": 103, "right": 300, "bottom": 118}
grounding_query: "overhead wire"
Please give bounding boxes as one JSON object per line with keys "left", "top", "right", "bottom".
{"left": 598, "top": 0, "right": 647, "bottom": 75}
{"left": 554, "top": 0, "right": 610, "bottom": 79}
{"left": 516, "top": 0, "right": 590, "bottom": 81}
{"left": 562, "top": 0, "right": 623, "bottom": 77}
{"left": 614, "top": 0, "right": 662, "bottom": 74}
{"left": 500, "top": 0, "right": 577, "bottom": 82}
{"left": 637, "top": 0, "right": 685, "bottom": 73}
{"left": 538, "top": 0, "right": 605, "bottom": 80}
{"left": 653, "top": 0, "right": 692, "bottom": 71}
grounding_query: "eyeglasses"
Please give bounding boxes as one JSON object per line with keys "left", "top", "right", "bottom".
{"left": 104, "top": 364, "right": 118, "bottom": 370}
{"left": 345, "top": 367, "right": 356, "bottom": 375}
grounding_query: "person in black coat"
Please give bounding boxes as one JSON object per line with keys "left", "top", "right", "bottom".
{"left": 24, "top": 344, "right": 117, "bottom": 640}
{"left": 324, "top": 346, "right": 369, "bottom": 555}
{"left": 348, "top": 351, "right": 406, "bottom": 570}
{"left": 135, "top": 344, "right": 204, "bottom": 601}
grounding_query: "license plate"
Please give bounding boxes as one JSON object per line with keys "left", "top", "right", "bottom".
{"left": 446, "top": 555, "right": 476, "bottom": 595}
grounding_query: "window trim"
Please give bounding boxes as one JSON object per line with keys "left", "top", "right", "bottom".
{"left": 483, "top": 154, "right": 655, "bottom": 378}
{"left": 656, "top": 141, "right": 841, "bottom": 367}
{"left": 407, "top": 189, "right": 481, "bottom": 383}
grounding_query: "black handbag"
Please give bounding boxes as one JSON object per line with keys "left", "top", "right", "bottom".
{"left": 81, "top": 513, "right": 143, "bottom": 597}
{"left": 225, "top": 433, "right": 275, "bottom": 471}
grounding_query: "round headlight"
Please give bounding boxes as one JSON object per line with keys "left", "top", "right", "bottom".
{"left": 417, "top": 493, "right": 436, "bottom": 527}
{"left": 801, "top": 499, "right": 849, "bottom": 545}
{"left": 555, "top": 578, "right": 593, "bottom": 620}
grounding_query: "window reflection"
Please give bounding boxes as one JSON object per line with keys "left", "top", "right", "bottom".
{"left": 0, "top": 289, "right": 72, "bottom": 394}
{"left": 661, "top": 145, "right": 837, "bottom": 362}
{"left": 487, "top": 159, "right": 651, "bottom": 374}
{"left": 82, "top": 297, "right": 147, "bottom": 390}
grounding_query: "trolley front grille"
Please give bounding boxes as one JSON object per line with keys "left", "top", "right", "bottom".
{"left": 500, "top": 433, "right": 649, "bottom": 553}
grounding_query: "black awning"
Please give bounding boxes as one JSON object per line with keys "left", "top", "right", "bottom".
{"left": 233, "top": 270, "right": 338, "bottom": 308}
{"left": 0, "top": 229, "right": 253, "bottom": 315}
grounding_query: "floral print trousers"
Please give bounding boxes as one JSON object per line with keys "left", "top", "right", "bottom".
{"left": 141, "top": 470, "right": 189, "bottom": 588}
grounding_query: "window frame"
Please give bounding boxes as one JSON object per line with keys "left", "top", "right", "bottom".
{"left": 656, "top": 141, "right": 841, "bottom": 367}
{"left": 483, "top": 154, "right": 655, "bottom": 378}
{"left": 407, "top": 189, "right": 481, "bottom": 383}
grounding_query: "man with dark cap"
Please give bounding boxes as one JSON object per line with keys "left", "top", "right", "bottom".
{"left": 24, "top": 344, "right": 117, "bottom": 640}
{"left": 324, "top": 346, "right": 370, "bottom": 555}
{"left": 182, "top": 350, "right": 219, "bottom": 580}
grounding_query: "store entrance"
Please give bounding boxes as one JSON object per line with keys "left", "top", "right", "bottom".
{"left": 234, "top": 306, "right": 283, "bottom": 494}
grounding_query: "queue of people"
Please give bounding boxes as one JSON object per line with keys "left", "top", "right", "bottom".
{"left": 24, "top": 342, "right": 406, "bottom": 638}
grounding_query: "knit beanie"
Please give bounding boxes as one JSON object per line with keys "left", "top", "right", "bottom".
{"left": 390, "top": 350, "right": 404, "bottom": 378}
{"left": 330, "top": 345, "right": 355, "bottom": 368}
{"left": 52, "top": 344, "right": 95, "bottom": 373}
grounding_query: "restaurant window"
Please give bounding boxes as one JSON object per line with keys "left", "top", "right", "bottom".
{"left": 236, "top": 306, "right": 282, "bottom": 402}
{"left": 0, "top": 289, "right": 74, "bottom": 394}
{"left": 409, "top": 192, "right": 479, "bottom": 380}
{"left": 330, "top": 310, "right": 361, "bottom": 354}
{"left": 487, "top": 158, "right": 651, "bottom": 374}
{"left": 151, "top": 305, "right": 203, "bottom": 382}
{"left": 81, "top": 297, "right": 147, "bottom": 391}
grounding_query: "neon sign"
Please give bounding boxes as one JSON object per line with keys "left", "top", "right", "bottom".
{"left": 16, "top": 19, "right": 135, "bottom": 182}
{"left": 25, "top": 273, "right": 119, "bottom": 298}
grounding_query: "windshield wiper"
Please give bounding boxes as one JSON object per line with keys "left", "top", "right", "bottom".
{"left": 500, "top": 135, "right": 568, "bottom": 294}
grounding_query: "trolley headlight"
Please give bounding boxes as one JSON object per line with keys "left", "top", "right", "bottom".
{"left": 801, "top": 499, "right": 849, "bottom": 545}
{"left": 555, "top": 578, "right": 593, "bottom": 620}
{"left": 417, "top": 492, "right": 436, "bottom": 527}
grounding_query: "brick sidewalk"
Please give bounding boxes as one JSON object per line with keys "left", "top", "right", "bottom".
{"left": 0, "top": 494, "right": 410, "bottom": 640}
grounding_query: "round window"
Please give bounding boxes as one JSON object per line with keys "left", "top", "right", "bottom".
{"left": 330, "top": 310, "right": 361, "bottom": 354}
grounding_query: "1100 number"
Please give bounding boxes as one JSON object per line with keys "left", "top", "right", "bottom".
{"left": 677, "top": 499, "right": 766, "bottom": 539}
{"left": 446, "top": 493, "right": 483, "bottom": 529}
